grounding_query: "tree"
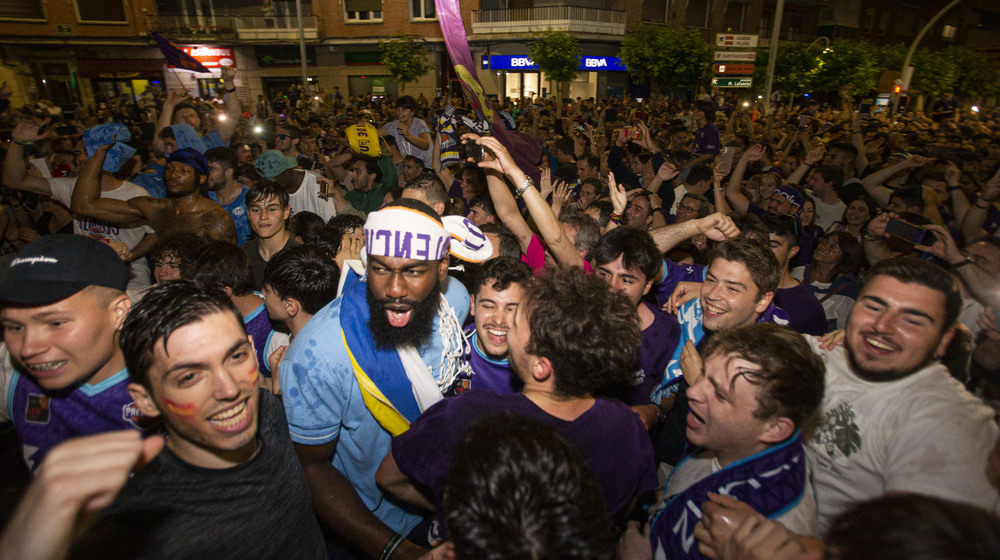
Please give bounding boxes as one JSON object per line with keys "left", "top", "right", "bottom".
{"left": 943, "top": 46, "right": 1000, "bottom": 103}
{"left": 378, "top": 35, "right": 432, "bottom": 95}
{"left": 619, "top": 25, "right": 712, "bottom": 96}
{"left": 811, "top": 40, "right": 881, "bottom": 100}
{"left": 752, "top": 42, "right": 820, "bottom": 99}
{"left": 528, "top": 29, "right": 581, "bottom": 117}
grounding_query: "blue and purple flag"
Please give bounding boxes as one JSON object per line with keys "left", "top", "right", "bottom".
{"left": 150, "top": 31, "right": 211, "bottom": 73}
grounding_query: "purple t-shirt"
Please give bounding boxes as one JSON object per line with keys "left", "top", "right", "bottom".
{"left": 654, "top": 259, "right": 706, "bottom": 310}
{"left": 244, "top": 300, "right": 278, "bottom": 377}
{"left": 774, "top": 282, "right": 828, "bottom": 336}
{"left": 392, "top": 389, "right": 658, "bottom": 517}
{"left": 612, "top": 303, "right": 680, "bottom": 406}
{"left": 9, "top": 368, "right": 144, "bottom": 472}
{"left": 464, "top": 326, "right": 520, "bottom": 394}
{"left": 693, "top": 122, "right": 720, "bottom": 156}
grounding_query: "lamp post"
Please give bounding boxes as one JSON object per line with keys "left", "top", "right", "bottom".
{"left": 890, "top": 0, "right": 963, "bottom": 115}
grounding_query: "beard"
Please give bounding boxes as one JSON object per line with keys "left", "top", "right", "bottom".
{"left": 845, "top": 337, "right": 937, "bottom": 383}
{"left": 366, "top": 281, "right": 441, "bottom": 349}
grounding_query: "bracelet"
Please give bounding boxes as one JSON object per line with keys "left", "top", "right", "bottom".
{"left": 515, "top": 176, "right": 533, "bottom": 198}
{"left": 609, "top": 211, "right": 623, "bottom": 220}
{"left": 380, "top": 533, "right": 403, "bottom": 560}
{"left": 862, "top": 229, "right": 880, "bottom": 242}
{"left": 803, "top": 162, "right": 814, "bottom": 168}
{"left": 952, "top": 257, "right": 974, "bottom": 269}
{"left": 10, "top": 139, "right": 33, "bottom": 147}
{"left": 609, "top": 216, "right": 623, "bottom": 226}
{"left": 712, "top": 188, "right": 725, "bottom": 192}
{"left": 224, "top": 86, "right": 236, "bottom": 93}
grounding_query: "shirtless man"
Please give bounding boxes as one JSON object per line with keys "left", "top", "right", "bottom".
{"left": 72, "top": 144, "right": 237, "bottom": 243}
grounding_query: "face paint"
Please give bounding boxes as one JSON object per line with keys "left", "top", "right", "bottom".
{"left": 250, "top": 370, "right": 260, "bottom": 387}
{"left": 163, "top": 398, "right": 197, "bottom": 418}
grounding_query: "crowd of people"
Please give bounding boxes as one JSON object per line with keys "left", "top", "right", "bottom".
{"left": 1, "top": 74, "right": 1000, "bottom": 560}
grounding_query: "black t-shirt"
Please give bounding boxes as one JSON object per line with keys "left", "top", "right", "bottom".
{"left": 242, "top": 235, "right": 300, "bottom": 291}
{"left": 70, "top": 391, "right": 325, "bottom": 560}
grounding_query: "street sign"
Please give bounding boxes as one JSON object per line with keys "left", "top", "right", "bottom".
{"left": 716, "top": 34, "right": 759, "bottom": 48}
{"left": 712, "top": 77, "right": 753, "bottom": 88}
{"left": 713, "top": 64, "right": 755, "bottom": 75}
{"left": 714, "top": 51, "right": 756, "bottom": 62}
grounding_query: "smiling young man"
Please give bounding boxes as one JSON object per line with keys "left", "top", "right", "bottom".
{"left": 806, "top": 257, "right": 999, "bottom": 533}
{"left": 279, "top": 198, "right": 472, "bottom": 560}
{"left": 241, "top": 180, "right": 299, "bottom": 291}
{"left": 622, "top": 323, "right": 825, "bottom": 560}
{"left": 460, "top": 257, "right": 534, "bottom": 394}
{"left": 0, "top": 235, "right": 136, "bottom": 472}
{"left": 69, "top": 281, "right": 325, "bottom": 559}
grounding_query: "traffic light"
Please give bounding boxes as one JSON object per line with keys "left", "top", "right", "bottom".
{"left": 893, "top": 84, "right": 902, "bottom": 94}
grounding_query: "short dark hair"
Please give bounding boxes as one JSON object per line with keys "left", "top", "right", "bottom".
{"left": 444, "top": 413, "right": 612, "bottom": 560}
{"left": 264, "top": 245, "right": 340, "bottom": 315}
{"left": 730, "top": 212, "right": 770, "bottom": 245}
{"left": 764, "top": 214, "right": 800, "bottom": 248}
{"left": 555, "top": 136, "right": 575, "bottom": 157}
{"left": 182, "top": 240, "right": 254, "bottom": 297}
{"left": 829, "top": 141, "right": 858, "bottom": 159}
{"left": 523, "top": 268, "right": 641, "bottom": 396}
{"left": 815, "top": 164, "right": 844, "bottom": 192}
{"left": 681, "top": 193, "right": 712, "bottom": 219}
{"left": 590, "top": 227, "right": 661, "bottom": 282}
{"left": 825, "top": 495, "right": 1000, "bottom": 560}
{"left": 395, "top": 95, "right": 418, "bottom": 110}
{"left": 695, "top": 100, "right": 717, "bottom": 123}
{"left": 246, "top": 178, "right": 290, "bottom": 209}
{"left": 709, "top": 239, "right": 782, "bottom": 298}
{"left": 685, "top": 163, "right": 714, "bottom": 186}
{"left": 861, "top": 257, "right": 962, "bottom": 333}
{"left": 402, "top": 155, "right": 424, "bottom": 170}
{"left": 702, "top": 323, "right": 825, "bottom": 429}
{"left": 354, "top": 155, "right": 381, "bottom": 180}
{"left": 276, "top": 124, "right": 301, "bottom": 139}
{"left": 403, "top": 173, "right": 450, "bottom": 209}
{"left": 287, "top": 211, "right": 326, "bottom": 244}
{"left": 581, "top": 155, "right": 600, "bottom": 171}
{"left": 589, "top": 200, "right": 614, "bottom": 228}
{"left": 204, "top": 146, "right": 238, "bottom": 173}
{"left": 120, "top": 280, "right": 245, "bottom": 390}
{"left": 479, "top": 222, "right": 520, "bottom": 259}
{"left": 473, "top": 256, "right": 533, "bottom": 295}
{"left": 889, "top": 185, "right": 925, "bottom": 212}
{"left": 468, "top": 193, "right": 495, "bottom": 218}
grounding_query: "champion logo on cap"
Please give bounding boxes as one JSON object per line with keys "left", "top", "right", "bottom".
{"left": 10, "top": 256, "right": 58, "bottom": 267}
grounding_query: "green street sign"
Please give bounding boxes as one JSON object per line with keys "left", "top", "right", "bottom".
{"left": 712, "top": 77, "right": 753, "bottom": 88}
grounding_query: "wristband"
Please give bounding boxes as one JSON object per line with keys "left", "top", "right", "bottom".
{"left": 803, "top": 161, "right": 814, "bottom": 168}
{"left": 224, "top": 86, "right": 236, "bottom": 93}
{"left": 952, "top": 257, "right": 974, "bottom": 269}
{"left": 609, "top": 211, "right": 623, "bottom": 220}
{"left": 515, "top": 176, "right": 534, "bottom": 198}
{"left": 10, "top": 139, "right": 33, "bottom": 147}
{"left": 947, "top": 185, "right": 961, "bottom": 192}
{"left": 380, "top": 533, "right": 403, "bottom": 560}
{"left": 862, "top": 229, "right": 880, "bottom": 242}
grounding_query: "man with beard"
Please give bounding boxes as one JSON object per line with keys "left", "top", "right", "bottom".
{"left": 204, "top": 146, "right": 251, "bottom": 246}
{"left": 72, "top": 144, "right": 237, "bottom": 244}
{"left": 280, "top": 198, "right": 473, "bottom": 560}
{"left": 805, "top": 257, "right": 998, "bottom": 533}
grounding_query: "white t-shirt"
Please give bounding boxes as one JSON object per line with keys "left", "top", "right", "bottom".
{"left": 666, "top": 451, "right": 819, "bottom": 537}
{"left": 48, "top": 177, "right": 153, "bottom": 289}
{"left": 289, "top": 171, "right": 334, "bottom": 222}
{"left": 811, "top": 195, "right": 846, "bottom": 232}
{"left": 384, "top": 118, "right": 432, "bottom": 169}
{"left": 805, "top": 337, "right": 1000, "bottom": 533}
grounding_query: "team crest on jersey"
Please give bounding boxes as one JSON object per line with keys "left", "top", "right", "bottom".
{"left": 122, "top": 401, "right": 144, "bottom": 428}
{"left": 25, "top": 394, "right": 51, "bottom": 424}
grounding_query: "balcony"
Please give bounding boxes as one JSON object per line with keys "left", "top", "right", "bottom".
{"left": 471, "top": 6, "right": 626, "bottom": 37}
{"left": 147, "top": 15, "right": 318, "bottom": 43}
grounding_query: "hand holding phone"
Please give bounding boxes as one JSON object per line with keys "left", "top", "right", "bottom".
{"left": 885, "top": 217, "right": 930, "bottom": 245}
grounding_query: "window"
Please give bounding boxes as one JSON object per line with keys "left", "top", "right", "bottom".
{"left": 345, "top": 0, "right": 381, "bottom": 22}
{"left": 877, "top": 10, "right": 889, "bottom": 35}
{"left": 411, "top": 0, "right": 435, "bottom": 20}
{"left": 723, "top": 1, "right": 745, "bottom": 31}
{"left": 76, "top": 0, "right": 126, "bottom": 22}
{"left": 862, "top": 8, "right": 875, "bottom": 34}
{"left": 686, "top": 0, "right": 711, "bottom": 28}
{"left": 1, "top": 0, "right": 44, "bottom": 20}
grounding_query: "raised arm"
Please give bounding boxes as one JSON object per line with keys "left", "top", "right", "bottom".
{"left": 216, "top": 66, "right": 241, "bottom": 144}
{"left": 476, "top": 135, "right": 584, "bottom": 269}
{"left": 649, "top": 212, "right": 740, "bottom": 255}
{"left": 432, "top": 129, "right": 455, "bottom": 186}
{"left": 861, "top": 155, "right": 932, "bottom": 209}
{"left": 961, "top": 169, "right": 1000, "bottom": 240}
{"left": 153, "top": 88, "right": 189, "bottom": 153}
{"left": 482, "top": 158, "right": 534, "bottom": 254}
{"left": 2, "top": 119, "right": 55, "bottom": 196}
{"left": 70, "top": 142, "right": 150, "bottom": 225}
{"left": 725, "top": 145, "right": 761, "bottom": 214}
{"left": 944, "top": 161, "right": 970, "bottom": 225}
{"left": 916, "top": 224, "right": 999, "bottom": 305}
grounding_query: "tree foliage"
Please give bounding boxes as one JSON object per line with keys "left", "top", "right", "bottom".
{"left": 619, "top": 24, "right": 712, "bottom": 94}
{"left": 811, "top": 40, "right": 881, "bottom": 98}
{"left": 752, "top": 42, "right": 821, "bottom": 97}
{"left": 528, "top": 28, "right": 581, "bottom": 85}
{"left": 378, "top": 35, "right": 432, "bottom": 92}
{"left": 943, "top": 46, "right": 1000, "bottom": 101}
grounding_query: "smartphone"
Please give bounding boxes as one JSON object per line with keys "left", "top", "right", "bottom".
{"left": 993, "top": 301, "right": 1000, "bottom": 332}
{"left": 797, "top": 115, "right": 809, "bottom": 133}
{"left": 465, "top": 142, "right": 484, "bottom": 162}
{"left": 717, "top": 147, "right": 736, "bottom": 175}
{"left": 885, "top": 218, "right": 930, "bottom": 245}
{"left": 628, "top": 127, "right": 642, "bottom": 141}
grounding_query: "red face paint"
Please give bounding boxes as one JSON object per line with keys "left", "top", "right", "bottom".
{"left": 163, "top": 398, "right": 196, "bottom": 418}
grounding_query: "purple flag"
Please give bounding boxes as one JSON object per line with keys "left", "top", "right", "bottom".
{"left": 435, "top": 0, "right": 541, "bottom": 179}
{"left": 150, "top": 31, "right": 211, "bottom": 73}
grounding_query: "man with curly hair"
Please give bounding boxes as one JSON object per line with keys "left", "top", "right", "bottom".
{"left": 376, "top": 267, "right": 657, "bottom": 537}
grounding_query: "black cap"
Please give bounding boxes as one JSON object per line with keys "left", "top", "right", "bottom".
{"left": 0, "top": 235, "right": 130, "bottom": 304}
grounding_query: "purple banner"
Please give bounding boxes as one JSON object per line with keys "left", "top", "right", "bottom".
{"left": 435, "top": 0, "right": 541, "bottom": 179}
